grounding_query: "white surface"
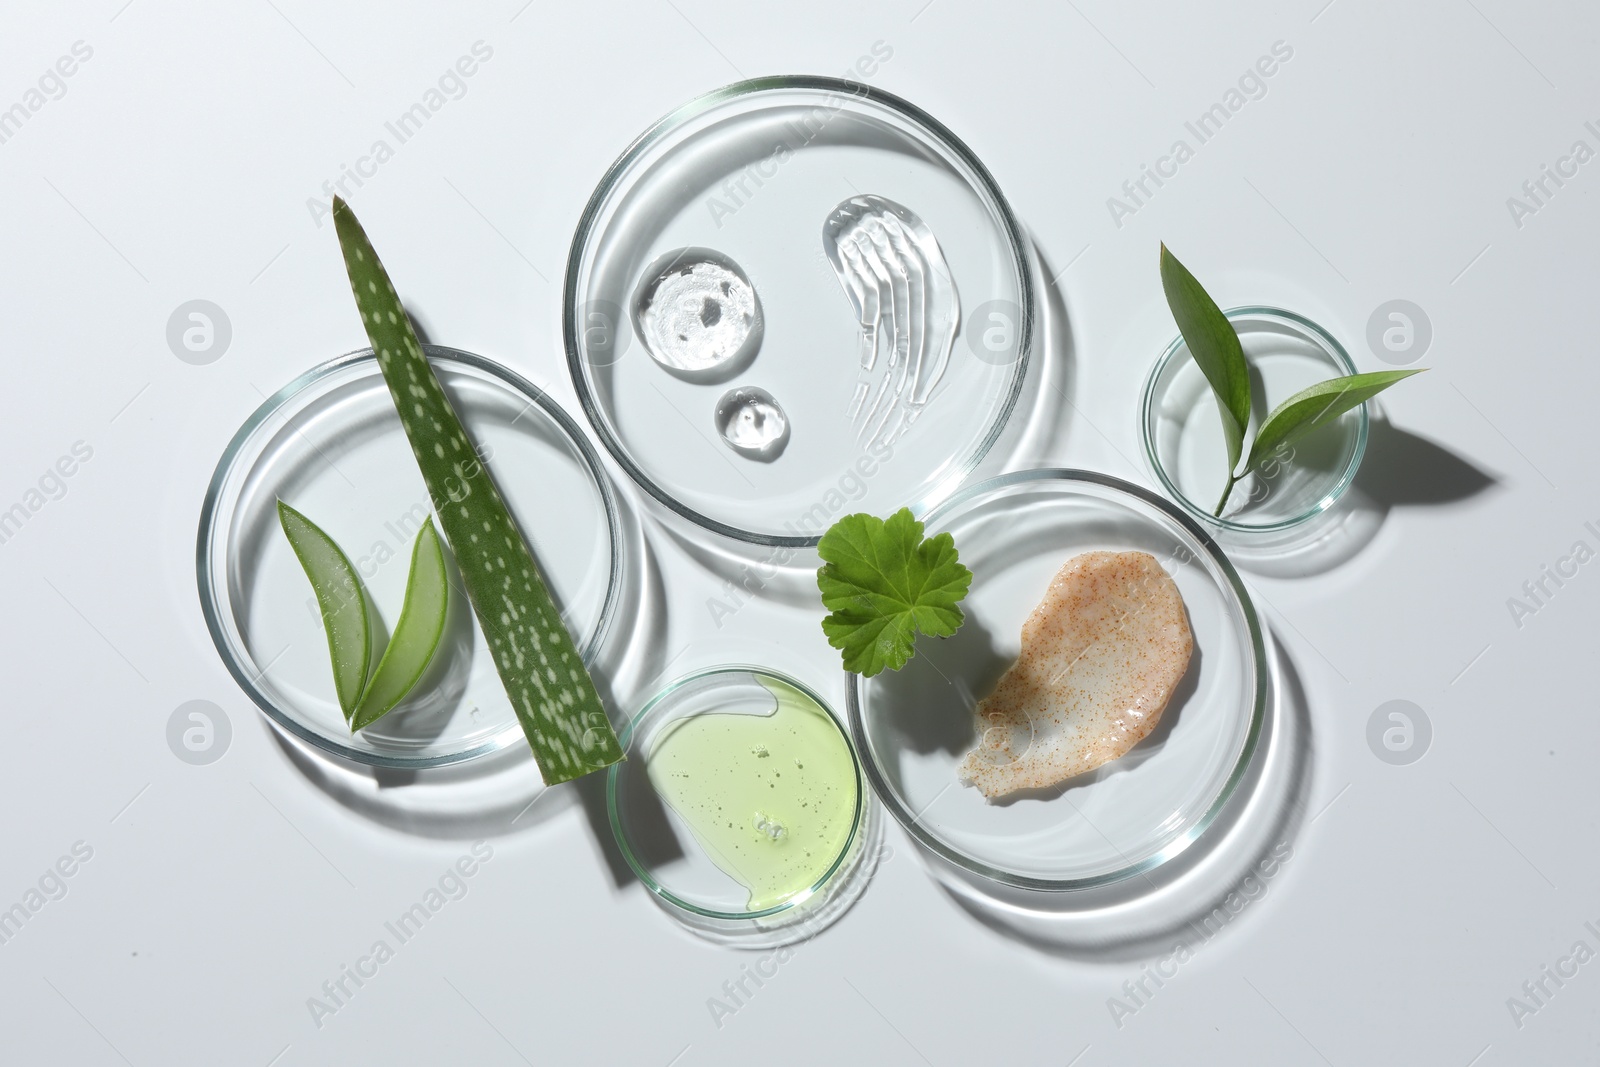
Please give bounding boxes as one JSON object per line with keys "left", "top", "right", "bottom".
{"left": 0, "top": 1, "right": 1592, "bottom": 1063}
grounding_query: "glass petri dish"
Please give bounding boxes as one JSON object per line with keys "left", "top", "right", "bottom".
{"left": 566, "top": 76, "right": 1034, "bottom": 547}
{"left": 197, "top": 346, "right": 622, "bottom": 769}
{"left": 608, "top": 666, "right": 876, "bottom": 946}
{"left": 847, "top": 470, "right": 1266, "bottom": 891}
{"left": 1141, "top": 306, "right": 1369, "bottom": 536}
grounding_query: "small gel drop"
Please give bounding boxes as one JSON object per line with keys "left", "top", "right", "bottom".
{"left": 715, "top": 386, "right": 789, "bottom": 461}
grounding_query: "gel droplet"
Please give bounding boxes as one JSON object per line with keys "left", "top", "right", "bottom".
{"left": 715, "top": 387, "right": 790, "bottom": 461}
{"left": 633, "top": 249, "right": 761, "bottom": 376}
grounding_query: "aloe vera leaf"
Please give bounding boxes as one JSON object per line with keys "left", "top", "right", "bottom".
{"left": 277, "top": 500, "right": 371, "bottom": 720}
{"left": 1246, "top": 369, "right": 1425, "bottom": 472}
{"left": 350, "top": 518, "right": 449, "bottom": 730}
{"left": 329, "top": 197, "right": 624, "bottom": 784}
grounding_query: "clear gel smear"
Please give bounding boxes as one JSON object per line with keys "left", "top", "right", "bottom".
{"left": 822, "top": 195, "right": 959, "bottom": 450}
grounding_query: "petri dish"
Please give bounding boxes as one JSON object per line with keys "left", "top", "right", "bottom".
{"left": 566, "top": 76, "right": 1034, "bottom": 546}
{"left": 1141, "top": 306, "right": 1369, "bottom": 538}
{"left": 608, "top": 666, "right": 876, "bottom": 946}
{"left": 847, "top": 470, "right": 1266, "bottom": 891}
{"left": 197, "top": 346, "right": 621, "bottom": 768}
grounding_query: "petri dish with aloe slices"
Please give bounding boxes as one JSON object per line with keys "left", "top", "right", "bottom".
{"left": 197, "top": 346, "right": 623, "bottom": 769}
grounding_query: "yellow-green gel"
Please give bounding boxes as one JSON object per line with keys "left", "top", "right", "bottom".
{"left": 647, "top": 680, "right": 858, "bottom": 910}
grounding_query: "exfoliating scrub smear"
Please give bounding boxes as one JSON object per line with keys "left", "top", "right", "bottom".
{"left": 608, "top": 666, "right": 877, "bottom": 946}
{"left": 566, "top": 77, "right": 1033, "bottom": 546}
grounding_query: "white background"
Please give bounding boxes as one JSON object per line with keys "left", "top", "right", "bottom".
{"left": 1, "top": 1, "right": 1595, "bottom": 1063}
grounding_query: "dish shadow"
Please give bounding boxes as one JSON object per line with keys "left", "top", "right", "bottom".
{"left": 921, "top": 627, "right": 1314, "bottom": 961}
{"left": 972, "top": 238, "right": 1074, "bottom": 476}
{"left": 1225, "top": 417, "right": 1497, "bottom": 579}
{"left": 572, "top": 498, "right": 683, "bottom": 890}
{"left": 1352, "top": 419, "right": 1497, "bottom": 508}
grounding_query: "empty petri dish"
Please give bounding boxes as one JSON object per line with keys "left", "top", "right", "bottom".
{"left": 197, "top": 346, "right": 622, "bottom": 768}
{"left": 566, "top": 77, "right": 1033, "bottom": 546}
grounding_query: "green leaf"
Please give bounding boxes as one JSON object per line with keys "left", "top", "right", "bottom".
{"left": 331, "top": 197, "right": 623, "bottom": 785}
{"left": 1160, "top": 244, "right": 1251, "bottom": 476}
{"left": 816, "top": 508, "right": 972, "bottom": 677}
{"left": 1246, "top": 369, "right": 1425, "bottom": 471}
{"left": 351, "top": 518, "right": 449, "bottom": 731}
{"left": 277, "top": 501, "right": 371, "bottom": 720}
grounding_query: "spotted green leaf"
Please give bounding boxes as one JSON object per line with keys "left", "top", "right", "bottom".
{"left": 331, "top": 197, "right": 622, "bottom": 784}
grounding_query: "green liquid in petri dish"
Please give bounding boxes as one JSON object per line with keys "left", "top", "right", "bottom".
{"left": 647, "top": 678, "right": 858, "bottom": 911}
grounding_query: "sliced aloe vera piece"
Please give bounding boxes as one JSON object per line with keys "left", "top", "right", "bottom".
{"left": 330, "top": 197, "right": 624, "bottom": 784}
{"left": 277, "top": 500, "right": 371, "bottom": 720}
{"left": 351, "top": 518, "right": 449, "bottom": 730}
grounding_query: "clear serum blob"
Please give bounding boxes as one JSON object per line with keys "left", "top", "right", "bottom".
{"left": 633, "top": 248, "right": 762, "bottom": 378}
{"left": 714, "top": 386, "right": 790, "bottom": 461}
{"left": 822, "top": 195, "right": 959, "bottom": 449}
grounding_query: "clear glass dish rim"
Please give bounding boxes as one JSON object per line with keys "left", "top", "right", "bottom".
{"left": 563, "top": 74, "right": 1037, "bottom": 549}
{"left": 606, "top": 663, "right": 868, "bottom": 921}
{"left": 844, "top": 468, "right": 1268, "bottom": 892}
{"left": 1139, "top": 304, "right": 1370, "bottom": 534}
{"left": 195, "top": 345, "right": 624, "bottom": 770}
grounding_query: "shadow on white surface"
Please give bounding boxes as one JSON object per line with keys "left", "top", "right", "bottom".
{"left": 1223, "top": 417, "right": 1497, "bottom": 579}
{"left": 991, "top": 238, "right": 1076, "bottom": 473}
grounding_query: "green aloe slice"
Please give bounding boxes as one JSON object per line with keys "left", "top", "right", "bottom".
{"left": 277, "top": 500, "right": 371, "bottom": 720}
{"left": 351, "top": 517, "right": 449, "bottom": 730}
{"left": 330, "top": 196, "right": 624, "bottom": 784}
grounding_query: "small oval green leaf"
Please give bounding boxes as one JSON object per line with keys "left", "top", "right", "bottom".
{"left": 351, "top": 517, "right": 449, "bottom": 731}
{"left": 277, "top": 501, "right": 371, "bottom": 720}
{"left": 1160, "top": 244, "right": 1252, "bottom": 475}
{"left": 1246, "top": 369, "right": 1425, "bottom": 472}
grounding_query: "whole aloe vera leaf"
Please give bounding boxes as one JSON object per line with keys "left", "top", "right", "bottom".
{"left": 277, "top": 500, "right": 371, "bottom": 720}
{"left": 330, "top": 197, "right": 623, "bottom": 784}
{"left": 351, "top": 517, "right": 449, "bottom": 731}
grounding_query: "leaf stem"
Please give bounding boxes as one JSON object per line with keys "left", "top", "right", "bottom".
{"left": 1213, "top": 473, "right": 1238, "bottom": 518}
